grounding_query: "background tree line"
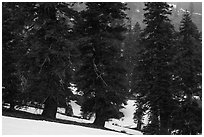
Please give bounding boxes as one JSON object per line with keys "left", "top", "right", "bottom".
{"left": 2, "top": 2, "right": 202, "bottom": 135}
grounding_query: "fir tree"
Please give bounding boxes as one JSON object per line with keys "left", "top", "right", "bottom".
{"left": 2, "top": 3, "right": 36, "bottom": 109}
{"left": 171, "top": 11, "right": 202, "bottom": 135}
{"left": 75, "top": 2, "right": 128, "bottom": 127}
{"left": 132, "top": 2, "right": 176, "bottom": 134}
{"left": 16, "top": 3, "right": 78, "bottom": 118}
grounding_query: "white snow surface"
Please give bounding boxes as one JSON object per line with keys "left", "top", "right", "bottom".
{"left": 2, "top": 116, "right": 124, "bottom": 135}
{"left": 70, "top": 100, "right": 81, "bottom": 117}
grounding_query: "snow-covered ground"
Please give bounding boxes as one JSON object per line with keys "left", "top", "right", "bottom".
{"left": 2, "top": 100, "right": 143, "bottom": 135}
{"left": 2, "top": 116, "right": 125, "bottom": 135}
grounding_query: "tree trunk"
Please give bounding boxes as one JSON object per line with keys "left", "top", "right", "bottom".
{"left": 9, "top": 98, "right": 15, "bottom": 110}
{"left": 93, "top": 111, "right": 106, "bottom": 127}
{"left": 42, "top": 96, "right": 57, "bottom": 119}
{"left": 137, "top": 120, "right": 142, "bottom": 130}
{"left": 160, "top": 113, "right": 170, "bottom": 135}
{"left": 65, "top": 104, "right": 73, "bottom": 116}
{"left": 7, "top": 91, "right": 15, "bottom": 110}
{"left": 9, "top": 101, "right": 15, "bottom": 110}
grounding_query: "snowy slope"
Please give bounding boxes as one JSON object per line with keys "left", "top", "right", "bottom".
{"left": 2, "top": 116, "right": 125, "bottom": 135}
{"left": 4, "top": 100, "right": 143, "bottom": 135}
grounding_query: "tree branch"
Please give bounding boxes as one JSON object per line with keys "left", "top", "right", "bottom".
{"left": 93, "top": 58, "right": 108, "bottom": 87}
{"left": 39, "top": 57, "right": 47, "bottom": 74}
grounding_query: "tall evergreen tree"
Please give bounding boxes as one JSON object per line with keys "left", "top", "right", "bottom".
{"left": 132, "top": 2, "right": 176, "bottom": 134}
{"left": 75, "top": 2, "right": 128, "bottom": 127}
{"left": 16, "top": 2, "right": 78, "bottom": 118}
{"left": 170, "top": 11, "right": 202, "bottom": 135}
{"left": 2, "top": 3, "right": 36, "bottom": 109}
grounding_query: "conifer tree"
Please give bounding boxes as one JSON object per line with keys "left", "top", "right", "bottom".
{"left": 132, "top": 2, "right": 176, "bottom": 134}
{"left": 171, "top": 11, "right": 202, "bottom": 135}
{"left": 75, "top": 2, "right": 128, "bottom": 127}
{"left": 2, "top": 3, "right": 36, "bottom": 109}
{"left": 16, "top": 3, "right": 78, "bottom": 118}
